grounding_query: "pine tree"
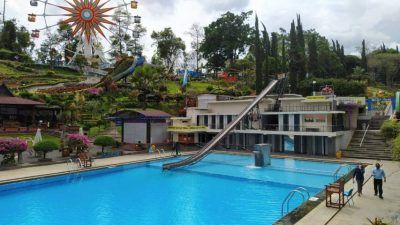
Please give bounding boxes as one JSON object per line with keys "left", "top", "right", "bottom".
{"left": 296, "top": 15, "right": 306, "bottom": 79}
{"left": 281, "top": 36, "right": 287, "bottom": 73}
{"left": 332, "top": 40, "right": 336, "bottom": 52}
{"left": 288, "top": 20, "right": 298, "bottom": 90}
{"left": 361, "top": 40, "right": 368, "bottom": 72}
{"left": 336, "top": 40, "right": 341, "bottom": 55}
{"left": 254, "top": 15, "right": 263, "bottom": 94}
{"left": 270, "top": 32, "right": 279, "bottom": 75}
{"left": 261, "top": 23, "right": 270, "bottom": 87}
{"left": 396, "top": 45, "right": 399, "bottom": 53}
{"left": 308, "top": 34, "right": 318, "bottom": 76}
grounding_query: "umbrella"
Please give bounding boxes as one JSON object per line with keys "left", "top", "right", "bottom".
{"left": 33, "top": 128, "right": 42, "bottom": 146}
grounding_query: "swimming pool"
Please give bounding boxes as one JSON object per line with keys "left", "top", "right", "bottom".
{"left": 0, "top": 153, "right": 352, "bottom": 225}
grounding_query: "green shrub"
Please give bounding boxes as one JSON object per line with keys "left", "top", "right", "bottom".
{"left": 94, "top": 136, "right": 116, "bottom": 153}
{"left": 392, "top": 135, "right": 400, "bottom": 161}
{"left": 299, "top": 78, "right": 367, "bottom": 96}
{"left": 206, "top": 85, "right": 214, "bottom": 92}
{"left": 380, "top": 120, "right": 400, "bottom": 139}
{"left": 46, "top": 70, "right": 56, "bottom": 76}
{"left": 33, "top": 141, "right": 59, "bottom": 160}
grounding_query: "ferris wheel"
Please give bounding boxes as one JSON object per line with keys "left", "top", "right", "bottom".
{"left": 28, "top": 0, "right": 141, "bottom": 66}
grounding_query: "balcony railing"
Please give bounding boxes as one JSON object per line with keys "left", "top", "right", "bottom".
{"left": 266, "top": 104, "right": 335, "bottom": 112}
{"left": 260, "top": 124, "right": 346, "bottom": 132}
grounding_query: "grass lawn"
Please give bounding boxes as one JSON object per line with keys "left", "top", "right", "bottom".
{"left": 166, "top": 80, "right": 219, "bottom": 94}
{"left": 0, "top": 133, "right": 60, "bottom": 148}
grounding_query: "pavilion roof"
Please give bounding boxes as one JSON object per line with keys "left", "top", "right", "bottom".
{"left": 0, "top": 96, "right": 45, "bottom": 106}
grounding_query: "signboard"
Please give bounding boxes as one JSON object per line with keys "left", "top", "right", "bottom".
{"left": 367, "top": 98, "right": 395, "bottom": 111}
{"left": 304, "top": 114, "right": 326, "bottom": 123}
{"left": 306, "top": 96, "right": 326, "bottom": 100}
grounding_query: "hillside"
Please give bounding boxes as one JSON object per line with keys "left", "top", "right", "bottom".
{"left": 0, "top": 60, "right": 85, "bottom": 89}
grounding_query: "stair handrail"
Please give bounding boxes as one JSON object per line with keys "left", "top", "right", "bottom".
{"left": 384, "top": 101, "right": 393, "bottom": 117}
{"left": 360, "top": 123, "right": 370, "bottom": 147}
{"left": 281, "top": 189, "right": 306, "bottom": 216}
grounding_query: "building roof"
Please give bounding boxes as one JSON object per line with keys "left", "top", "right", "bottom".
{"left": 0, "top": 96, "right": 45, "bottom": 105}
{"left": 0, "top": 84, "right": 14, "bottom": 97}
{"left": 113, "top": 109, "right": 172, "bottom": 119}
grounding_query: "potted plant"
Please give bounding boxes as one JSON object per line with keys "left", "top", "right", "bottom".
{"left": 33, "top": 141, "right": 59, "bottom": 162}
{"left": 94, "top": 136, "right": 116, "bottom": 156}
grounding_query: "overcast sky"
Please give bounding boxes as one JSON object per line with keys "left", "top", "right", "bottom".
{"left": 6, "top": 0, "right": 400, "bottom": 58}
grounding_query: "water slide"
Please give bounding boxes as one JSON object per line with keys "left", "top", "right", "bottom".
{"left": 111, "top": 56, "right": 146, "bottom": 82}
{"left": 162, "top": 80, "right": 279, "bottom": 170}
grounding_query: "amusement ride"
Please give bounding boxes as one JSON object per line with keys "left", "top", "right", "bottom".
{"left": 27, "top": 0, "right": 142, "bottom": 69}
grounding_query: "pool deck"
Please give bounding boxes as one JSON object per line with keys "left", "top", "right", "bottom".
{"left": 0, "top": 153, "right": 399, "bottom": 224}
{"left": 296, "top": 158, "right": 400, "bottom": 225}
{"left": 0, "top": 152, "right": 191, "bottom": 184}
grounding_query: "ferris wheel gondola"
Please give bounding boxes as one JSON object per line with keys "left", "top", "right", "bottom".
{"left": 28, "top": 0, "right": 141, "bottom": 68}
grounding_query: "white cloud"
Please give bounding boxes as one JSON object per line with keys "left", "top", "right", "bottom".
{"left": 4, "top": 0, "right": 400, "bottom": 60}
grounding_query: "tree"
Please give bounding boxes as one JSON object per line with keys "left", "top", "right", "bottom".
{"left": 33, "top": 141, "right": 59, "bottom": 160}
{"left": 151, "top": 28, "right": 186, "bottom": 74}
{"left": 16, "top": 26, "right": 31, "bottom": 53}
{"left": 361, "top": 40, "right": 368, "bottom": 72}
{"left": 131, "top": 64, "right": 163, "bottom": 109}
{"left": 280, "top": 28, "right": 287, "bottom": 73}
{"left": 308, "top": 34, "right": 318, "bottom": 76}
{"left": 254, "top": 15, "right": 263, "bottom": 94}
{"left": 0, "top": 20, "right": 17, "bottom": 51}
{"left": 58, "top": 23, "right": 79, "bottom": 63}
{"left": 270, "top": 32, "right": 279, "bottom": 75}
{"left": 261, "top": 23, "right": 270, "bottom": 86}
{"left": 130, "top": 24, "right": 147, "bottom": 56}
{"left": 368, "top": 53, "right": 400, "bottom": 87}
{"left": 296, "top": 15, "right": 307, "bottom": 79}
{"left": 288, "top": 20, "right": 299, "bottom": 90}
{"left": 109, "top": 7, "right": 134, "bottom": 57}
{"left": 94, "top": 136, "right": 116, "bottom": 154}
{"left": 201, "top": 11, "right": 253, "bottom": 70}
{"left": 186, "top": 24, "right": 204, "bottom": 72}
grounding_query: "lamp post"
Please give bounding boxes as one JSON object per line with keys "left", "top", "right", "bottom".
{"left": 312, "top": 80, "right": 316, "bottom": 96}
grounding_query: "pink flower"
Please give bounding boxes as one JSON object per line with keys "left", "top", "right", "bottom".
{"left": 0, "top": 139, "right": 28, "bottom": 153}
{"left": 87, "top": 87, "right": 103, "bottom": 96}
{"left": 66, "top": 134, "right": 91, "bottom": 148}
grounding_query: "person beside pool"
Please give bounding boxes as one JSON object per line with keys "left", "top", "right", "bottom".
{"left": 353, "top": 163, "right": 365, "bottom": 196}
{"left": 371, "top": 163, "right": 386, "bottom": 199}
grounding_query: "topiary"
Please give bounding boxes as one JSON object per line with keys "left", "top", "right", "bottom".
{"left": 93, "top": 136, "right": 116, "bottom": 153}
{"left": 33, "top": 141, "right": 59, "bottom": 160}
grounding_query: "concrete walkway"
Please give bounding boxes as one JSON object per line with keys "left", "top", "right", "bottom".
{"left": 296, "top": 159, "right": 400, "bottom": 225}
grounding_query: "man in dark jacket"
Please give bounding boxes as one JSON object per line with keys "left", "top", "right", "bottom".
{"left": 353, "top": 163, "right": 365, "bottom": 196}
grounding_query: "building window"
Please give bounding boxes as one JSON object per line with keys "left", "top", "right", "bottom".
{"left": 204, "top": 116, "right": 208, "bottom": 126}
{"left": 218, "top": 115, "right": 224, "bottom": 129}
{"left": 211, "top": 115, "right": 216, "bottom": 129}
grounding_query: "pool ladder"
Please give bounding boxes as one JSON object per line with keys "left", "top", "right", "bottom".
{"left": 332, "top": 164, "right": 353, "bottom": 182}
{"left": 281, "top": 187, "right": 310, "bottom": 216}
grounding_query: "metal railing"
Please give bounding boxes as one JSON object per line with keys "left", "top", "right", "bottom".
{"left": 281, "top": 187, "right": 310, "bottom": 216}
{"left": 203, "top": 123, "right": 347, "bottom": 133}
{"left": 360, "top": 123, "right": 370, "bottom": 147}
{"left": 267, "top": 104, "right": 334, "bottom": 112}
{"left": 333, "top": 164, "right": 353, "bottom": 182}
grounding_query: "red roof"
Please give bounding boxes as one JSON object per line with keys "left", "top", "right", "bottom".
{"left": 0, "top": 97, "right": 45, "bottom": 105}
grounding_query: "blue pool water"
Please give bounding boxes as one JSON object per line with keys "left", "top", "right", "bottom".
{"left": 0, "top": 153, "right": 352, "bottom": 225}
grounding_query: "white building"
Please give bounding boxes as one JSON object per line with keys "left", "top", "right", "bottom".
{"left": 169, "top": 94, "right": 363, "bottom": 156}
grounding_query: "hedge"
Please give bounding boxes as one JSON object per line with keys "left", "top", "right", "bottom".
{"left": 380, "top": 120, "right": 400, "bottom": 140}
{"left": 0, "top": 49, "right": 31, "bottom": 63}
{"left": 299, "top": 78, "right": 367, "bottom": 97}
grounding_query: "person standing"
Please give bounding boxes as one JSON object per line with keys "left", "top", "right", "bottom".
{"left": 353, "top": 163, "right": 365, "bottom": 196}
{"left": 372, "top": 163, "right": 387, "bottom": 199}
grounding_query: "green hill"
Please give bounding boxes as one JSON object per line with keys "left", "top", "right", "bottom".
{"left": 0, "top": 60, "right": 85, "bottom": 89}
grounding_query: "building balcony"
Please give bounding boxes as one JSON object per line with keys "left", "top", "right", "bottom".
{"left": 267, "top": 104, "right": 335, "bottom": 112}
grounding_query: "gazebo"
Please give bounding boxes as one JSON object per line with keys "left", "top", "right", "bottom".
{"left": 0, "top": 84, "right": 58, "bottom": 131}
{"left": 111, "top": 109, "right": 171, "bottom": 145}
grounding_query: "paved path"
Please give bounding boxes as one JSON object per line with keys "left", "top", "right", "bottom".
{"left": 296, "top": 159, "right": 400, "bottom": 225}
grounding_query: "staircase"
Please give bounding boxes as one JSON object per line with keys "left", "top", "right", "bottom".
{"left": 369, "top": 116, "right": 389, "bottom": 130}
{"left": 343, "top": 130, "right": 392, "bottom": 160}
